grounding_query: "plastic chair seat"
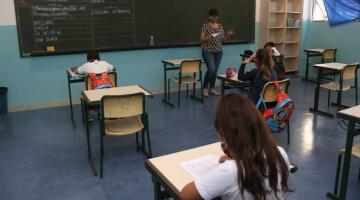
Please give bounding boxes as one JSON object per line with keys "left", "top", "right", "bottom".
{"left": 169, "top": 76, "right": 197, "bottom": 84}
{"left": 105, "top": 117, "right": 144, "bottom": 136}
{"left": 320, "top": 82, "right": 351, "bottom": 91}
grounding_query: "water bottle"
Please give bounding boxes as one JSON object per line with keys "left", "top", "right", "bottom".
{"left": 150, "top": 35, "right": 154, "bottom": 46}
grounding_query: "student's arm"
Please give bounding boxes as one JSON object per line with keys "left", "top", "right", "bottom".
{"left": 76, "top": 63, "right": 87, "bottom": 75}
{"left": 180, "top": 182, "right": 203, "bottom": 200}
{"left": 237, "top": 63, "right": 257, "bottom": 81}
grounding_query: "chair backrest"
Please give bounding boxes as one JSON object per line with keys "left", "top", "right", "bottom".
{"left": 100, "top": 93, "right": 145, "bottom": 119}
{"left": 322, "top": 49, "right": 337, "bottom": 62}
{"left": 85, "top": 71, "right": 117, "bottom": 90}
{"left": 180, "top": 59, "right": 202, "bottom": 74}
{"left": 261, "top": 79, "right": 290, "bottom": 103}
{"left": 341, "top": 64, "right": 358, "bottom": 81}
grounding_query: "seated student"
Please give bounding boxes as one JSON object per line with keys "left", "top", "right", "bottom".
{"left": 264, "top": 42, "right": 286, "bottom": 80}
{"left": 180, "top": 94, "right": 291, "bottom": 200}
{"left": 71, "top": 50, "right": 115, "bottom": 121}
{"left": 238, "top": 48, "right": 277, "bottom": 104}
{"left": 71, "top": 50, "right": 115, "bottom": 75}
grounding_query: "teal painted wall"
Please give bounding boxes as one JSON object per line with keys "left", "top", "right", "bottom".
{"left": 0, "top": 25, "right": 259, "bottom": 108}
{"left": 300, "top": 20, "right": 360, "bottom": 76}
{"left": 2, "top": 17, "right": 358, "bottom": 109}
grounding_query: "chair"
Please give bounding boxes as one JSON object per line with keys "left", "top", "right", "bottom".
{"left": 333, "top": 143, "right": 360, "bottom": 195}
{"left": 80, "top": 72, "right": 117, "bottom": 123}
{"left": 313, "top": 49, "right": 337, "bottom": 80}
{"left": 322, "top": 49, "right": 338, "bottom": 79}
{"left": 320, "top": 64, "right": 358, "bottom": 110}
{"left": 322, "top": 49, "right": 337, "bottom": 63}
{"left": 99, "top": 93, "right": 152, "bottom": 178}
{"left": 260, "top": 79, "right": 291, "bottom": 144}
{"left": 167, "top": 59, "right": 203, "bottom": 107}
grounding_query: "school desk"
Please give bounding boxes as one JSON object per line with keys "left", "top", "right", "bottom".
{"left": 327, "top": 105, "right": 360, "bottom": 200}
{"left": 66, "top": 70, "right": 85, "bottom": 127}
{"left": 216, "top": 74, "right": 251, "bottom": 95}
{"left": 303, "top": 49, "right": 325, "bottom": 82}
{"left": 309, "top": 62, "right": 350, "bottom": 118}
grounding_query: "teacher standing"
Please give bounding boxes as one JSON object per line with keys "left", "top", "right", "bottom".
{"left": 200, "top": 8, "right": 235, "bottom": 97}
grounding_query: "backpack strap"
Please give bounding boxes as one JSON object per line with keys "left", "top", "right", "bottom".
{"left": 273, "top": 81, "right": 280, "bottom": 92}
{"left": 256, "top": 96, "right": 267, "bottom": 109}
{"left": 101, "top": 72, "right": 107, "bottom": 79}
{"left": 89, "top": 73, "right": 96, "bottom": 80}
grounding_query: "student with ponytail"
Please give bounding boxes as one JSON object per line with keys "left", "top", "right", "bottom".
{"left": 237, "top": 48, "right": 277, "bottom": 104}
{"left": 180, "top": 94, "right": 291, "bottom": 200}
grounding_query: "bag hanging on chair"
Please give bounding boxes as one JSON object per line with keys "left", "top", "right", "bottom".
{"left": 256, "top": 81, "right": 294, "bottom": 133}
{"left": 89, "top": 72, "right": 113, "bottom": 90}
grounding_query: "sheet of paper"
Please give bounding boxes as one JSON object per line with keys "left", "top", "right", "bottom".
{"left": 180, "top": 154, "right": 220, "bottom": 179}
{"left": 272, "top": 47, "right": 281, "bottom": 56}
{"left": 211, "top": 32, "right": 220, "bottom": 38}
{"left": 67, "top": 69, "right": 77, "bottom": 77}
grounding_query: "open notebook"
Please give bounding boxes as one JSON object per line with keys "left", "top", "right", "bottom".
{"left": 180, "top": 154, "right": 220, "bottom": 179}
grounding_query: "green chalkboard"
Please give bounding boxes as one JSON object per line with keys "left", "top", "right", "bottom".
{"left": 14, "top": 0, "right": 255, "bottom": 57}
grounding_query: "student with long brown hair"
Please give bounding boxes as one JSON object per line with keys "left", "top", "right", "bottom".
{"left": 180, "top": 94, "right": 291, "bottom": 200}
{"left": 238, "top": 48, "right": 277, "bottom": 104}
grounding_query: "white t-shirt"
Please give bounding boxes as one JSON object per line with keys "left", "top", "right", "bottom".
{"left": 77, "top": 60, "right": 114, "bottom": 74}
{"left": 194, "top": 147, "right": 290, "bottom": 200}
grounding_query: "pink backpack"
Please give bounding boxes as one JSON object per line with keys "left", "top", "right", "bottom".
{"left": 225, "top": 67, "right": 236, "bottom": 78}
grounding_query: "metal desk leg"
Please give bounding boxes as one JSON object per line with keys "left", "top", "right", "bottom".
{"left": 221, "top": 80, "right": 225, "bottom": 96}
{"left": 326, "top": 121, "right": 356, "bottom": 200}
{"left": 309, "top": 68, "right": 334, "bottom": 117}
{"left": 67, "top": 77, "right": 76, "bottom": 128}
{"left": 163, "top": 63, "right": 167, "bottom": 101}
{"left": 304, "top": 52, "right": 310, "bottom": 81}
{"left": 162, "top": 64, "right": 175, "bottom": 107}
{"left": 338, "top": 121, "right": 355, "bottom": 200}
{"left": 153, "top": 177, "right": 162, "bottom": 200}
{"left": 84, "top": 102, "right": 97, "bottom": 176}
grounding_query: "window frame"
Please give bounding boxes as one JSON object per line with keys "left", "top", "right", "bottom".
{"left": 311, "top": 0, "right": 328, "bottom": 22}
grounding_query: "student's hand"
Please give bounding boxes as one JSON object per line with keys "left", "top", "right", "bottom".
{"left": 205, "top": 34, "right": 212, "bottom": 40}
{"left": 219, "top": 155, "right": 231, "bottom": 163}
{"left": 242, "top": 57, "right": 253, "bottom": 64}
{"left": 71, "top": 66, "right": 77, "bottom": 72}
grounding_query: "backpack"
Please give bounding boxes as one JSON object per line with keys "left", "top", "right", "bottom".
{"left": 225, "top": 67, "right": 236, "bottom": 78}
{"left": 256, "top": 81, "right": 294, "bottom": 133}
{"left": 89, "top": 72, "right": 113, "bottom": 90}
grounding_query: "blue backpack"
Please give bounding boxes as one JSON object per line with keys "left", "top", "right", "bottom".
{"left": 256, "top": 81, "right": 294, "bottom": 133}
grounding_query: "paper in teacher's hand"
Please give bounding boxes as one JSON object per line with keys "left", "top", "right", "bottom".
{"left": 211, "top": 32, "right": 220, "bottom": 38}
{"left": 272, "top": 47, "right": 281, "bottom": 56}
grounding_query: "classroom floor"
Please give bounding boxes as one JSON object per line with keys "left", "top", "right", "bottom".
{"left": 0, "top": 75, "right": 359, "bottom": 200}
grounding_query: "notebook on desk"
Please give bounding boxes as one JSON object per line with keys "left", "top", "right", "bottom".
{"left": 67, "top": 69, "right": 84, "bottom": 79}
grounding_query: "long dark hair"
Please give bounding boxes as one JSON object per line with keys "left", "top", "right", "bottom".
{"left": 214, "top": 94, "right": 290, "bottom": 200}
{"left": 255, "top": 48, "right": 273, "bottom": 81}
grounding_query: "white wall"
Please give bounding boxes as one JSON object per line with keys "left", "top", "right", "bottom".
{"left": 0, "top": 0, "right": 16, "bottom": 25}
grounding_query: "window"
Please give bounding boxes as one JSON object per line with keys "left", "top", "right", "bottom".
{"left": 312, "top": 0, "right": 328, "bottom": 21}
